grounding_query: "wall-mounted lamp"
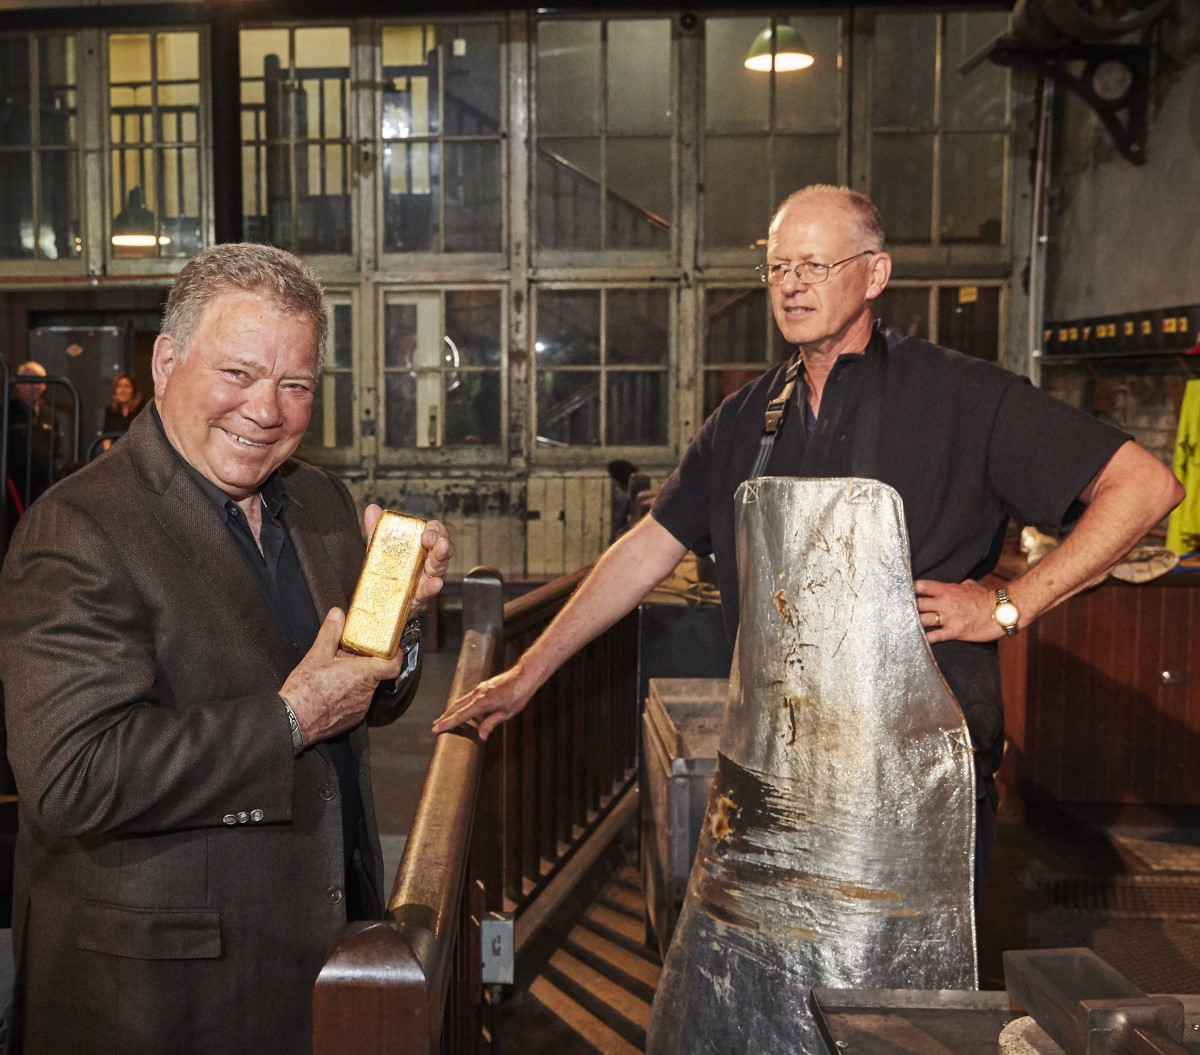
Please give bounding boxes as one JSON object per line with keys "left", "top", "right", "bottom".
{"left": 744, "top": 22, "right": 814, "bottom": 73}
{"left": 111, "top": 187, "right": 171, "bottom": 252}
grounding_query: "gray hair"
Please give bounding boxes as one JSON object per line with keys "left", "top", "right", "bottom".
{"left": 772, "top": 184, "right": 887, "bottom": 252}
{"left": 161, "top": 243, "right": 329, "bottom": 367}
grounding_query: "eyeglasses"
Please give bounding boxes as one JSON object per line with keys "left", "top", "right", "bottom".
{"left": 755, "top": 250, "right": 876, "bottom": 286}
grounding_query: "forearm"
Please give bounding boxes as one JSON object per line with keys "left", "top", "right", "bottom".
{"left": 512, "top": 516, "right": 687, "bottom": 694}
{"left": 1008, "top": 441, "right": 1184, "bottom": 623}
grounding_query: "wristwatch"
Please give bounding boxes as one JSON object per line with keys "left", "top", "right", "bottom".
{"left": 993, "top": 588, "right": 1020, "bottom": 636}
{"left": 282, "top": 700, "right": 306, "bottom": 754}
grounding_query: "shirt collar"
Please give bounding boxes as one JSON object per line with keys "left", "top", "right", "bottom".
{"left": 149, "top": 402, "right": 288, "bottom": 522}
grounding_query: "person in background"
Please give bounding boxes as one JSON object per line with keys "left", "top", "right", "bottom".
{"left": 6, "top": 361, "right": 63, "bottom": 528}
{"left": 435, "top": 184, "right": 1183, "bottom": 898}
{"left": 0, "top": 242, "right": 454, "bottom": 1055}
{"left": 100, "top": 372, "right": 144, "bottom": 449}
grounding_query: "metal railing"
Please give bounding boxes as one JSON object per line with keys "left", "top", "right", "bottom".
{"left": 314, "top": 565, "right": 641, "bottom": 1053}
{"left": 3, "top": 373, "right": 81, "bottom": 555}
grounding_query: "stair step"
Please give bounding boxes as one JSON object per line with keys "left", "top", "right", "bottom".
{"left": 546, "top": 948, "right": 652, "bottom": 1029}
{"left": 566, "top": 927, "right": 662, "bottom": 991}
{"left": 585, "top": 902, "right": 646, "bottom": 946}
{"left": 530, "top": 974, "right": 645, "bottom": 1055}
{"left": 597, "top": 882, "right": 645, "bottom": 917}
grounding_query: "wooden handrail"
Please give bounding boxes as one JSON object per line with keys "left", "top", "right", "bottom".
{"left": 314, "top": 561, "right": 640, "bottom": 1054}
{"left": 315, "top": 568, "right": 502, "bottom": 1054}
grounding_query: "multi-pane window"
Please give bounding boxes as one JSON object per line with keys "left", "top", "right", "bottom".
{"left": 535, "top": 287, "right": 669, "bottom": 448}
{"left": 240, "top": 26, "right": 352, "bottom": 255}
{"left": 0, "top": 35, "right": 79, "bottom": 261}
{"left": 702, "top": 286, "right": 789, "bottom": 418}
{"left": 874, "top": 284, "right": 1002, "bottom": 361}
{"left": 382, "top": 289, "right": 503, "bottom": 450}
{"left": 703, "top": 15, "right": 844, "bottom": 252}
{"left": 870, "top": 11, "right": 1011, "bottom": 245}
{"left": 108, "top": 31, "right": 203, "bottom": 260}
{"left": 534, "top": 18, "right": 673, "bottom": 253}
{"left": 380, "top": 22, "right": 504, "bottom": 254}
{"left": 301, "top": 294, "right": 355, "bottom": 453}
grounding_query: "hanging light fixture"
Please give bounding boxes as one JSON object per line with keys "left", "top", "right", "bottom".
{"left": 744, "top": 21, "right": 815, "bottom": 73}
{"left": 111, "top": 187, "right": 171, "bottom": 251}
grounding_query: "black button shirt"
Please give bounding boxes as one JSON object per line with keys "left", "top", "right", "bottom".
{"left": 153, "top": 407, "right": 367, "bottom": 915}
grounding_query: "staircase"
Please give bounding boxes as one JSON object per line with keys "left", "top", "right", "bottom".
{"left": 496, "top": 862, "right": 662, "bottom": 1055}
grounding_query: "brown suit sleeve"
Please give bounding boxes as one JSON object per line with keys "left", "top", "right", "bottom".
{"left": 0, "top": 497, "right": 298, "bottom": 840}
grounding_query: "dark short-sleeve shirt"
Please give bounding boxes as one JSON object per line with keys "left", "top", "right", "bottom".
{"left": 652, "top": 332, "right": 1129, "bottom": 765}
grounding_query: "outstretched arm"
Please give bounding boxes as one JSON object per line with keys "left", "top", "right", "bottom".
{"left": 916, "top": 440, "right": 1184, "bottom": 642}
{"left": 432, "top": 514, "right": 687, "bottom": 740}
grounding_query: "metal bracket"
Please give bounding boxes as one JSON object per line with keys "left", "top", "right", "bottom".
{"left": 480, "top": 912, "right": 514, "bottom": 986}
{"left": 987, "top": 41, "right": 1151, "bottom": 165}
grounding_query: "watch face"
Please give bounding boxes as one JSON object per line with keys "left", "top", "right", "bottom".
{"left": 995, "top": 601, "right": 1019, "bottom": 626}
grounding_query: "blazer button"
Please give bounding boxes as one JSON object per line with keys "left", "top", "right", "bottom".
{"left": 324, "top": 885, "right": 344, "bottom": 904}
{"left": 222, "top": 814, "right": 237, "bottom": 826}
{"left": 250, "top": 809, "right": 264, "bottom": 822}
{"left": 319, "top": 786, "right": 335, "bottom": 801}
{"left": 237, "top": 811, "right": 249, "bottom": 824}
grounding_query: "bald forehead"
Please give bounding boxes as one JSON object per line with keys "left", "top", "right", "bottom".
{"left": 17, "top": 362, "right": 46, "bottom": 378}
{"left": 767, "top": 198, "right": 871, "bottom": 263}
{"left": 770, "top": 192, "right": 861, "bottom": 240}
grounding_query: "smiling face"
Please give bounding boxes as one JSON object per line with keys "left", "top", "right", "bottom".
{"left": 152, "top": 291, "right": 318, "bottom": 500}
{"left": 766, "top": 193, "right": 891, "bottom": 359}
{"left": 113, "top": 377, "right": 135, "bottom": 407}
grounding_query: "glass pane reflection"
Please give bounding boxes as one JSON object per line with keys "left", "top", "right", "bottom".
{"left": 874, "top": 287, "right": 930, "bottom": 340}
{"left": 385, "top": 372, "right": 417, "bottom": 449}
{"left": 607, "top": 289, "right": 668, "bottom": 365}
{"left": 938, "top": 285, "right": 1000, "bottom": 362}
{"left": 537, "top": 291, "right": 600, "bottom": 366}
{"left": 705, "top": 137, "right": 768, "bottom": 249}
{"left": 39, "top": 36, "right": 77, "bottom": 147}
{"left": 538, "top": 370, "right": 599, "bottom": 446}
{"left": 447, "top": 290, "right": 502, "bottom": 367}
{"left": 606, "top": 371, "right": 665, "bottom": 445}
{"left": 537, "top": 21, "right": 601, "bottom": 136}
{"left": 0, "top": 39, "right": 32, "bottom": 146}
{"left": 606, "top": 137, "right": 670, "bottom": 250}
{"left": 705, "top": 288, "right": 769, "bottom": 365}
{"left": 0, "top": 152, "right": 33, "bottom": 257}
{"left": 39, "top": 151, "right": 79, "bottom": 259}
{"left": 871, "top": 133, "right": 932, "bottom": 243}
{"left": 443, "top": 141, "right": 501, "bottom": 253}
{"left": 445, "top": 372, "right": 501, "bottom": 446}
{"left": 872, "top": 14, "right": 935, "bottom": 128}
{"left": 941, "top": 132, "right": 1005, "bottom": 245}
{"left": 308, "top": 373, "right": 354, "bottom": 449}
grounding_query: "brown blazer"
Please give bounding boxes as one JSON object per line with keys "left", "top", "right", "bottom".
{"left": 0, "top": 409, "right": 395, "bottom": 1055}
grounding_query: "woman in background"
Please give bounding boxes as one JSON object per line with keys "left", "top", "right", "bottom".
{"left": 101, "top": 373, "right": 143, "bottom": 450}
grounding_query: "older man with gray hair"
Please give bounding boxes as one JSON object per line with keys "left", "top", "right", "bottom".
{"left": 437, "top": 183, "right": 1182, "bottom": 885}
{"left": 0, "top": 242, "right": 453, "bottom": 1055}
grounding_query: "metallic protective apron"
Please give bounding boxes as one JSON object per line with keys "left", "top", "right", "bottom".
{"left": 647, "top": 477, "right": 977, "bottom": 1055}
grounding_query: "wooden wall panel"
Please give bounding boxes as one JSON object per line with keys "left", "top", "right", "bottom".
{"left": 345, "top": 471, "right": 617, "bottom": 583}
{"left": 561, "top": 477, "right": 586, "bottom": 573}
{"left": 1010, "top": 577, "right": 1200, "bottom": 807}
{"left": 525, "top": 476, "right": 550, "bottom": 577}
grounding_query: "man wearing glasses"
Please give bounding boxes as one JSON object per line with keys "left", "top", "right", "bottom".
{"left": 436, "top": 183, "right": 1181, "bottom": 879}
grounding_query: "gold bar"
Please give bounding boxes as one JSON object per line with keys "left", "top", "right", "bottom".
{"left": 340, "top": 511, "right": 428, "bottom": 659}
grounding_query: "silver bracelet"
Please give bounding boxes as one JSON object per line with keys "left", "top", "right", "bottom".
{"left": 282, "top": 700, "right": 305, "bottom": 755}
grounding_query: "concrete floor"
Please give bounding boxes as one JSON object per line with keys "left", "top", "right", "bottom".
{"left": 369, "top": 647, "right": 1200, "bottom": 1052}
